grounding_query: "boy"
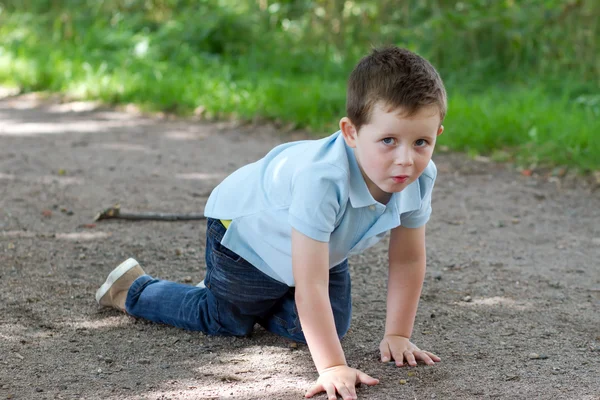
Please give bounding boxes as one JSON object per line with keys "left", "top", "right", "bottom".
{"left": 96, "top": 46, "right": 446, "bottom": 400}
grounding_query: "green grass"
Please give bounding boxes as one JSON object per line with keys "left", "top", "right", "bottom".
{"left": 444, "top": 89, "right": 599, "bottom": 171}
{"left": 0, "top": 7, "right": 598, "bottom": 172}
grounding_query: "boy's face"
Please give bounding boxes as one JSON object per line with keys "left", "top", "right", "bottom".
{"left": 340, "top": 103, "right": 444, "bottom": 204}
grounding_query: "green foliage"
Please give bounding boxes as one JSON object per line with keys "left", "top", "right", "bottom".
{"left": 0, "top": 0, "right": 598, "bottom": 171}
{"left": 443, "top": 88, "right": 599, "bottom": 171}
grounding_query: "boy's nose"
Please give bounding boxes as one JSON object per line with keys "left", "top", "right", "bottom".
{"left": 394, "top": 147, "right": 414, "bottom": 166}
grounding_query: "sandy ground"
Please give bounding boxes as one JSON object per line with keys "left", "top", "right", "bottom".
{"left": 0, "top": 92, "right": 599, "bottom": 400}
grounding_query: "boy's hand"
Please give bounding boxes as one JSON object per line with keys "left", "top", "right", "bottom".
{"left": 305, "top": 365, "right": 379, "bottom": 400}
{"left": 379, "top": 335, "right": 441, "bottom": 367}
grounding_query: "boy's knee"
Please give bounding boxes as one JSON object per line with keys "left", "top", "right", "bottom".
{"left": 219, "top": 321, "right": 255, "bottom": 337}
{"left": 213, "top": 301, "right": 255, "bottom": 336}
{"left": 207, "top": 290, "right": 256, "bottom": 337}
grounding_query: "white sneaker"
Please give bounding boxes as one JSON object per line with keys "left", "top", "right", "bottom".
{"left": 96, "top": 258, "right": 145, "bottom": 311}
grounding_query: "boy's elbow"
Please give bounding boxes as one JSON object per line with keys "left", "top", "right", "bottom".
{"left": 294, "top": 281, "right": 329, "bottom": 305}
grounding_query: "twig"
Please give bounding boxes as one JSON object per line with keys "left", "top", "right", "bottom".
{"left": 94, "top": 204, "right": 206, "bottom": 222}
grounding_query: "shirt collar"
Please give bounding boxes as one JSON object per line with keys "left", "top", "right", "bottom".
{"left": 392, "top": 178, "right": 421, "bottom": 215}
{"left": 345, "top": 139, "right": 378, "bottom": 208}
{"left": 344, "top": 135, "right": 422, "bottom": 213}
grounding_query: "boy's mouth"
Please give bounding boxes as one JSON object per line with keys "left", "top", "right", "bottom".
{"left": 392, "top": 175, "right": 409, "bottom": 183}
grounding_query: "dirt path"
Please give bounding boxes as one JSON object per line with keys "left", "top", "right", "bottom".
{"left": 1, "top": 92, "right": 598, "bottom": 400}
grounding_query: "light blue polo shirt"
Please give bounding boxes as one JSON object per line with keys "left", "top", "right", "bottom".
{"left": 204, "top": 131, "right": 437, "bottom": 286}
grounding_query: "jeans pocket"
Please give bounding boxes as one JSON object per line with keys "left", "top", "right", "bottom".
{"left": 207, "top": 239, "right": 287, "bottom": 303}
{"left": 206, "top": 218, "right": 241, "bottom": 262}
{"left": 206, "top": 245, "right": 246, "bottom": 299}
{"left": 212, "top": 240, "right": 242, "bottom": 263}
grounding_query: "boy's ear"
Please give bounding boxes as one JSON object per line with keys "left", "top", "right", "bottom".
{"left": 340, "top": 117, "right": 358, "bottom": 148}
{"left": 437, "top": 125, "right": 444, "bottom": 136}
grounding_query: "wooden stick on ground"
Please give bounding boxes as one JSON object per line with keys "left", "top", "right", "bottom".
{"left": 94, "top": 204, "right": 206, "bottom": 222}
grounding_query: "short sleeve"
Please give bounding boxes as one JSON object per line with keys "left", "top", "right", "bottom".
{"left": 288, "top": 164, "right": 347, "bottom": 242}
{"left": 400, "top": 162, "right": 437, "bottom": 228}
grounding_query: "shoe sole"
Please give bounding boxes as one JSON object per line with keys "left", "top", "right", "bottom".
{"left": 95, "top": 258, "right": 140, "bottom": 304}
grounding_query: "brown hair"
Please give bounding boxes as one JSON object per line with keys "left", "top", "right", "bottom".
{"left": 346, "top": 46, "right": 447, "bottom": 131}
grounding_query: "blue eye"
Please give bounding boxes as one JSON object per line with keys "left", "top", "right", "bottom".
{"left": 382, "top": 138, "right": 395, "bottom": 145}
{"left": 415, "top": 139, "right": 428, "bottom": 147}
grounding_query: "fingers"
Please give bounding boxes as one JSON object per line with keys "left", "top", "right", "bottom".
{"left": 413, "top": 350, "right": 435, "bottom": 366}
{"left": 379, "top": 342, "right": 391, "bottom": 362}
{"left": 390, "top": 343, "right": 440, "bottom": 367}
{"left": 305, "top": 382, "right": 361, "bottom": 400}
{"left": 304, "top": 383, "right": 323, "bottom": 398}
{"left": 382, "top": 335, "right": 441, "bottom": 367}
{"left": 357, "top": 370, "right": 380, "bottom": 386}
{"left": 411, "top": 350, "right": 441, "bottom": 366}
{"left": 337, "top": 383, "right": 356, "bottom": 400}
{"left": 404, "top": 350, "right": 417, "bottom": 367}
{"left": 324, "top": 383, "right": 337, "bottom": 400}
{"left": 426, "top": 351, "right": 442, "bottom": 362}
{"left": 381, "top": 342, "right": 404, "bottom": 365}
{"left": 391, "top": 348, "right": 405, "bottom": 366}
{"left": 307, "top": 371, "right": 378, "bottom": 400}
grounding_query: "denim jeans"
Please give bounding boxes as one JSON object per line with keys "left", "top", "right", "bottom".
{"left": 125, "top": 218, "right": 352, "bottom": 343}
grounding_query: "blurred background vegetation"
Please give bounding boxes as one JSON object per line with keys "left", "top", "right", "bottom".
{"left": 0, "top": 0, "right": 598, "bottom": 171}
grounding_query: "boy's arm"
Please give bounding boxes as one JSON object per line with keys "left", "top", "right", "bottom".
{"left": 292, "top": 228, "right": 378, "bottom": 399}
{"left": 385, "top": 225, "right": 427, "bottom": 337}
{"left": 380, "top": 225, "right": 441, "bottom": 366}
{"left": 292, "top": 228, "right": 346, "bottom": 371}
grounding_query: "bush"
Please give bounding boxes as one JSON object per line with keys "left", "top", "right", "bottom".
{"left": 0, "top": 0, "right": 598, "bottom": 171}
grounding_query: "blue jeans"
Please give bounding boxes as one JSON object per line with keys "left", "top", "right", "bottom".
{"left": 125, "top": 218, "right": 352, "bottom": 343}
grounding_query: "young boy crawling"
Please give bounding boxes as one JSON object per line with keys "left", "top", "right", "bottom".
{"left": 96, "top": 46, "right": 446, "bottom": 400}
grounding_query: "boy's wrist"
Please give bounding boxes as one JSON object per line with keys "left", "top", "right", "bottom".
{"left": 318, "top": 363, "right": 349, "bottom": 375}
{"left": 384, "top": 312, "right": 415, "bottom": 340}
{"left": 384, "top": 332, "right": 411, "bottom": 339}
{"left": 384, "top": 326, "right": 412, "bottom": 338}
